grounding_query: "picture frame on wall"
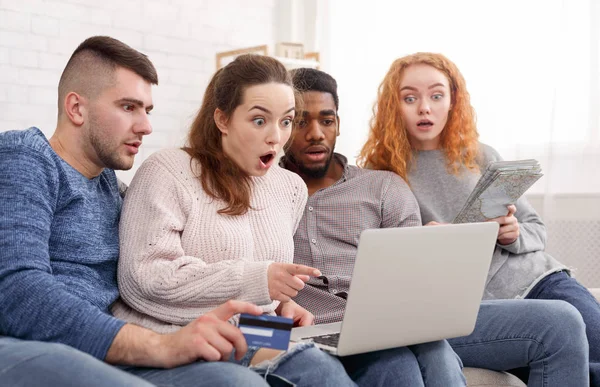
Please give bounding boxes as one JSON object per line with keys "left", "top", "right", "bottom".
{"left": 276, "top": 42, "right": 304, "bottom": 60}
{"left": 215, "top": 45, "right": 268, "bottom": 69}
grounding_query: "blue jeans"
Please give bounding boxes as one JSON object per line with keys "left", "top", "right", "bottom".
{"left": 249, "top": 341, "right": 463, "bottom": 386}
{"left": 448, "top": 299, "right": 589, "bottom": 387}
{"left": 339, "top": 340, "right": 465, "bottom": 387}
{"left": 408, "top": 341, "right": 466, "bottom": 387}
{"left": 2, "top": 337, "right": 458, "bottom": 387}
{"left": 0, "top": 337, "right": 268, "bottom": 387}
{"left": 250, "top": 344, "right": 355, "bottom": 386}
{"left": 526, "top": 271, "right": 600, "bottom": 386}
{"left": 230, "top": 343, "right": 355, "bottom": 386}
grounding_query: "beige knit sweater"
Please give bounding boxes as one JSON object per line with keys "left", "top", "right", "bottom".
{"left": 112, "top": 148, "right": 308, "bottom": 333}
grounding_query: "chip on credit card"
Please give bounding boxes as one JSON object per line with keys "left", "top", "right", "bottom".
{"left": 238, "top": 314, "right": 293, "bottom": 350}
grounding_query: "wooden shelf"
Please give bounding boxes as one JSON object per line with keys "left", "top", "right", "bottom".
{"left": 273, "top": 55, "right": 319, "bottom": 70}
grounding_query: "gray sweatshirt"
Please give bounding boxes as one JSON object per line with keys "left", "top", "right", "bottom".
{"left": 408, "top": 142, "right": 568, "bottom": 300}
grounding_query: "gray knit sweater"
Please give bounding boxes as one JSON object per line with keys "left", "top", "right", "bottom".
{"left": 407, "top": 143, "right": 568, "bottom": 299}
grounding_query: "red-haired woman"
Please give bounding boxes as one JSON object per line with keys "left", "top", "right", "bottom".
{"left": 361, "top": 52, "right": 598, "bottom": 386}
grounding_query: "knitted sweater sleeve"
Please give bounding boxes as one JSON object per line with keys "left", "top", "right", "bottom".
{"left": 0, "top": 145, "right": 124, "bottom": 359}
{"left": 479, "top": 144, "right": 547, "bottom": 254}
{"left": 117, "top": 157, "right": 272, "bottom": 325}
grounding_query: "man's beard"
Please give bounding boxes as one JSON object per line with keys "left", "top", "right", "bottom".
{"left": 88, "top": 115, "right": 134, "bottom": 171}
{"left": 287, "top": 149, "right": 334, "bottom": 179}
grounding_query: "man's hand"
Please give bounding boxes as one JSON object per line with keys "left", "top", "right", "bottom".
{"left": 107, "top": 300, "right": 262, "bottom": 368}
{"left": 267, "top": 263, "right": 321, "bottom": 302}
{"left": 159, "top": 300, "right": 263, "bottom": 367}
{"left": 489, "top": 204, "right": 520, "bottom": 245}
{"left": 275, "top": 300, "right": 314, "bottom": 327}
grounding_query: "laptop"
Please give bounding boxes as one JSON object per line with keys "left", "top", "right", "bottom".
{"left": 290, "top": 222, "right": 499, "bottom": 356}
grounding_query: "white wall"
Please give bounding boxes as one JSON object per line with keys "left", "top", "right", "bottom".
{"left": 324, "top": 1, "right": 600, "bottom": 175}
{"left": 528, "top": 194, "right": 600, "bottom": 288}
{"left": 0, "top": 0, "right": 277, "bottom": 183}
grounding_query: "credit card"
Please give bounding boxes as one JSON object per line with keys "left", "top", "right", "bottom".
{"left": 238, "top": 314, "right": 293, "bottom": 350}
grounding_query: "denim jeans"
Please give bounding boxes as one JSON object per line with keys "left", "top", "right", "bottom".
{"left": 0, "top": 337, "right": 269, "bottom": 387}
{"left": 248, "top": 340, "right": 463, "bottom": 387}
{"left": 408, "top": 340, "right": 466, "bottom": 387}
{"left": 339, "top": 340, "right": 465, "bottom": 387}
{"left": 250, "top": 343, "right": 357, "bottom": 386}
{"left": 448, "top": 299, "right": 589, "bottom": 387}
{"left": 0, "top": 337, "right": 461, "bottom": 387}
{"left": 526, "top": 271, "right": 600, "bottom": 386}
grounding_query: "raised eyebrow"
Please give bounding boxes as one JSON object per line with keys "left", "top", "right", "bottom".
{"left": 399, "top": 86, "right": 418, "bottom": 92}
{"left": 249, "top": 105, "right": 271, "bottom": 114}
{"left": 428, "top": 82, "right": 447, "bottom": 89}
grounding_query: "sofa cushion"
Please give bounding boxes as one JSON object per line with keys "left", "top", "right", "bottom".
{"left": 464, "top": 367, "right": 526, "bottom": 387}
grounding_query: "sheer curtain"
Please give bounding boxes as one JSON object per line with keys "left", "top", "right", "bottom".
{"left": 310, "top": 0, "right": 600, "bottom": 285}
{"left": 317, "top": 0, "right": 599, "bottom": 191}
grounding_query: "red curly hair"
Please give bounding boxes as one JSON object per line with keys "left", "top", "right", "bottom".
{"left": 358, "top": 52, "right": 479, "bottom": 181}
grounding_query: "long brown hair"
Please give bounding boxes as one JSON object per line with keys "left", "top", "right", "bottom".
{"left": 184, "top": 54, "right": 292, "bottom": 216}
{"left": 358, "top": 52, "right": 479, "bottom": 181}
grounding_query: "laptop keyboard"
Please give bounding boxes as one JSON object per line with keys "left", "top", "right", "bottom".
{"left": 312, "top": 333, "right": 340, "bottom": 348}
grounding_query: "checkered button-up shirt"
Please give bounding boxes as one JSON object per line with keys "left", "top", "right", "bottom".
{"left": 282, "top": 154, "right": 422, "bottom": 324}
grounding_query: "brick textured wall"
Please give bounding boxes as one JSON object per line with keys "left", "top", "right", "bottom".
{"left": 0, "top": 0, "right": 277, "bottom": 183}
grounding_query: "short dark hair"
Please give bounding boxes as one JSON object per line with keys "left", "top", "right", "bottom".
{"left": 290, "top": 68, "right": 339, "bottom": 111}
{"left": 58, "top": 36, "right": 158, "bottom": 114}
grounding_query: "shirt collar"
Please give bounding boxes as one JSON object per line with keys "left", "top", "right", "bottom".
{"left": 332, "top": 153, "right": 350, "bottom": 183}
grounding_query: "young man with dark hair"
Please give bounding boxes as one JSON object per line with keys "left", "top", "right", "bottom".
{"left": 0, "top": 36, "right": 269, "bottom": 387}
{"left": 283, "top": 68, "right": 590, "bottom": 385}
{"left": 286, "top": 68, "right": 467, "bottom": 386}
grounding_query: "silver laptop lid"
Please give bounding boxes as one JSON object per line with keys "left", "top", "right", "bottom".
{"left": 336, "top": 222, "right": 498, "bottom": 356}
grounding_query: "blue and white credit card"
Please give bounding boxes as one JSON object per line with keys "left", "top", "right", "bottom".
{"left": 238, "top": 314, "right": 293, "bottom": 350}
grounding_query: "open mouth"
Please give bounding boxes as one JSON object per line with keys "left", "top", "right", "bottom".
{"left": 417, "top": 119, "right": 433, "bottom": 128}
{"left": 304, "top": 145, "right": 328, "bottom": 162}
{"left": 259, "top": 153, "right": 274, "bottom": 164}
{"left": 259, "top": 151, "right": 276, "bottom": 169}
{"left": 306, "top": 151, "right": 326, "bottom": 160}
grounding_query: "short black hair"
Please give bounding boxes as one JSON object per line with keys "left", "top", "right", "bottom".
{"left": 290, "top": 68, "right": 339, "bottom": 111}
